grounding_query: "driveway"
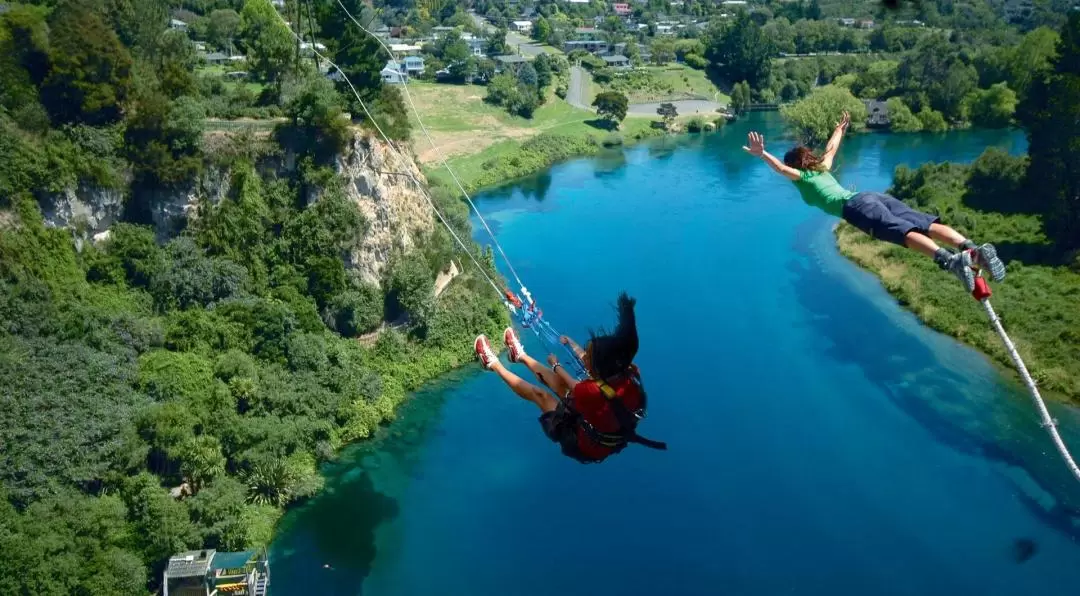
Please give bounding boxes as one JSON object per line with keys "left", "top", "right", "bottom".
{"left": 567, "top": 65, "right": 591, "bottom": 109}
{"left": 627, "top": 99, "right": 724, "bottom": 117}
{"left": 506, "top": 31, "right": 547, "bottom": 57}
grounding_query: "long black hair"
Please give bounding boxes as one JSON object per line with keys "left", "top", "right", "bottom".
{"left": 589, "top": 292, "right": 639, "bottom": 380}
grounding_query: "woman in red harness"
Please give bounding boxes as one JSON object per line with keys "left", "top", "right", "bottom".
{"left": 474, "top": 293, "right": 665, "bottom": 463}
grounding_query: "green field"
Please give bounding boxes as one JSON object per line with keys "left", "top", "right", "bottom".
{"left": 196, "top": 63, "right": 265, "bottom": 96}
{"left": 594, "top": 64, "right": 730, "bottom": 104}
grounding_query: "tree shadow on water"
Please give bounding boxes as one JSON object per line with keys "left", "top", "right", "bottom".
{"left": 271, "top": 471, "right": 399, "bottom": 595}
{"left": 787, "top": 218, "right": 1080, "bottom": 540}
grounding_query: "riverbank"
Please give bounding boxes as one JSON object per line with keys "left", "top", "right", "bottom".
{"left": 835, "top": 219, "right": 1080, "bottom": 405}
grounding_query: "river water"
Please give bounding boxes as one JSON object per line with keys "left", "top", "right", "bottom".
{"left": 270, "top": 114, "right": 1080, "bottom": 595}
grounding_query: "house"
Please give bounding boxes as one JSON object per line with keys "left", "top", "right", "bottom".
{"left": 858, "top": 19, "right": 874, "bottom": 28}
{"left": 612, "top": 2, "right": 632, "bottom": 16}
{"left": 300, "top": 41, "right": 327, "bottom": 56}
{"left": 721, "top": 0, "right": 747, "bottom": 5}
{"left": 432, "top": 26, "right": 455, "bottom": 36}
{"left": 381, "top": 61, "right": 407, "bottom": 84}
{"left": 575, "top": 27, "right": 600, "bottom": 38}
{"left": 511, "top": 20, "right": 532, "bottom": 33}
{"left": 389, "top": 43, "right": 422, "bottom": 54}
{"left": 863, "top": 99, "right": 889, "bottom": 128}
{"left": 838, "top": 17, "right": 856, "bottom": 27}
{"left": 162, "top": 549, "right": 270, "bottom": 596}
{"left": 194, "top": 42, "right": 207, "bottom": 52}
{"left": 169, "top": 19, "right": 188, "bottom": 32}
{"left": 462, "top": 33, "right": 487, "bottom": 57}
{"left": 403, "top": 55, "right": 425, "bottom": 75}
{"left": 563, "top": 40, "right": 612, "bottom": 54}
{"left": 656, "top": 24, "right": 675, "bottom": 36}
{"left": 602, "top": 54, "right": 630, "bottom": 68}
{"left": 203, "top": 52, "right": 230, "bottom": 65}
{"left": 493, "top": 54, "right": 529, "bottom": 73}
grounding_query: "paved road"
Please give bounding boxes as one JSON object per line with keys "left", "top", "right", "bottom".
{"left": 506, "top": 31, "right": 547, "bottom": 57}
{"left": 468, "top": 11, "right": 494, "bottom": 34}
{"left": 568, "top": 65, "right": 590, "bottom": 109}
{"left": 627, "top": 99, "right": 724, "bottom": 116}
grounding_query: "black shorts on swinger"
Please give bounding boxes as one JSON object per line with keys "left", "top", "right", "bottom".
{"left": 538, "top": 405, "right": 594, "bottom": 464}
{"left": 841, "top": 191, "right": 940, "bottom": 247}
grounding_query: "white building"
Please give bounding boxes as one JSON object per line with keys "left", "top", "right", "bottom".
{"left": 381, "top": 61, "right": 407, "bottom": 84}
{"left": 511, "top": 20, "right": 533, "bottom": 33}
{"left": 169, "top": 19, "right": 188, "bottom": 31}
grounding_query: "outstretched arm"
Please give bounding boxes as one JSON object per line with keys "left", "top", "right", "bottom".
{"left": 820, "top": 111, "right": 850, "bottom": 171}
{"left": 744, "top": 132, "right": 800, "bottom": 181}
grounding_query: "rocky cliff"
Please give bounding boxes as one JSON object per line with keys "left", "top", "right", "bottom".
{"left": 37, "top": 129, "right": 435, "bottom": 287}
{"left": 336, "top": 132, "right": 434, "bottom": 285}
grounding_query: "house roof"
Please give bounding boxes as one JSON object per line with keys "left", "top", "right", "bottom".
{"left": 211, "top": 551, "right": 256, "bottom": 572}
{"left": 494, "top": 55, "right": 528, "bottom": 63}
{"left": 170, "top": 19, "right": 187, "bottom": 26}
{"left": 602, "top": 54, "right": 629, "bottom": 62}
{"left": 167, "top": 550, "right": 215, "bottom": 579}
{"left": 205, "top": 52, "right": 228, "bottom": 61}
{"left": 404, "top": 56, "right": 424, "bottom": 63}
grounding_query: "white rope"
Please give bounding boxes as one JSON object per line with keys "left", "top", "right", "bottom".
{"left": 333, "top": 0, "right": 532, "bottom": 299}
{"left": 980, "top": 296, "right": 1080, "bottom": 483}
{"left": 269, "top": 2, "right": 505, "bottom": 298}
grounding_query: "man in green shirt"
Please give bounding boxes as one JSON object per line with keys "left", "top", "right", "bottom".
{"left": 744, "top": 112, "right": 1006, "bottom": 292}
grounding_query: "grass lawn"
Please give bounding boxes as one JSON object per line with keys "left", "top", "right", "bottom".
{"left": 597, "top": 64, "right": 730, "bottom": 104}
{"left": 836, "top": 160, "right": 1080, "bottom": 404}
{"left": 403, "top": 81, "right": 611, "bottom": 165}
{"left": 196, "top": 64, "right": 265, "bottom": 97}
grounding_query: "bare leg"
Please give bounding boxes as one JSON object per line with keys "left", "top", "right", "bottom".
{"left": 491, "top": 361, "right": 558, "bottom": 413}
{"left": 904, "top": 231, "right": 943, "bottom": 258}
{"left": 927, "top": 223, "right": 967, "bottom": 248}
{"left": 517, "top": 353, "right": 572, "bottom": 398}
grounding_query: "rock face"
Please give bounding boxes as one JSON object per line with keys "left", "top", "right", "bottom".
{"left": 337, "top": 133, "right": 434, "bottom": 285}
{"left": 38, "top": 130, "right": 435, "bottom": 287}
{"left": 40, "top": 184, "right": 125, "bottom": 235}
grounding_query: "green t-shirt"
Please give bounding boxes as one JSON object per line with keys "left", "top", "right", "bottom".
{"left": 792, "top": 170, "right": 855, "bottom": 218}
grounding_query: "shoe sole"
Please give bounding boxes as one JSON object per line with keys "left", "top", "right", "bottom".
{"left": 975, "top": 244, "right": 1007, "bottom": 282}
{"left": 952, "top": 253, "right": 976, "bottom": 293}
{"left": 474, "top": 335, "right": 496, "bottom": 369}
{"left": 503, "top": 328, "right": 524, "bottom": 363}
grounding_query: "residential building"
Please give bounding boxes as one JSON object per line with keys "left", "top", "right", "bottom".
{"left": 858, "top": 19, "right": 874, "bottom": 28}
{"left": 602, "top": 54, "right": 631, "bottom": 68}
{"left": 838, "top": 17, "right": 856, "bottom": 27}
{"left": 389, "top": 43, "right": 422, "bottom": 54}
{"left": 403, "top": 55, "right": 425, "bottom": 75}
{"left": 721, "top": 0, "right": 747, "bottom": 5}
{"left": 511, "top": 20, "right": 533, "bottom": 33}
{"left": 203, "top": 52, "right": 230, "bottom": 65}
{"left": 381, "top": 61, "right": 407, "bottom": 84}
{"left": 162, "top": 549, "right": 270, "bottom": 596}
{"left": 169, "top": 19, "right": 188, "bottom": 32}
{"left": 863, "top": 99, "right": 889, "bottom": 128}
{"left": 494, "top": 54, "right": 529, "bottom": 73}
{"left": 563, "top": 40, "right": 612, "bottom": 54}
{"left": 575, "top": 27, "right": 600, "bottom": 38}
{"left": 612, "top": 2, "right": 632, "bottom": 16}
{"left": 462, "top": 33, "right": 487, "bottom": 57}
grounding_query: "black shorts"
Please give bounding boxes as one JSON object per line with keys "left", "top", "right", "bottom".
{"left": 841, "top": 191, "right": 940, "bottom": 247}
{"left": 538, "top": 404, "right": 598, "bottom": 464}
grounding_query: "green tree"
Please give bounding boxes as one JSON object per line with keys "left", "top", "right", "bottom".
{"left": 852, "top": 60, "right": 898, "bottom": 99}
{"left": 730, "top": 80, "right": 752, "bottom": 114}
{"left": 964, "top": 82, "right": 1017, "bottom": 127}
{"left": 657, "top": 102, "right": 678, "bottom": 129}
{"left": 207, "top": 9, "right": 242, "bottom": 53}
{"left": 187, "top": 476, "right": 253, "bottom": 551}
{"left": 122, "top": 473, "right": 200, "bottom": 567}
{"left": 897, "top": 35, "right": 977, "bottom": 121}
{"left": 886, "top": 97, "right": 922, "bottom": 132}
{"left": 651, "top": 38, "right": 676, "bottom": 64}
{"left": 40, "top": 0, "right": 133, "bottom": 125}
{"left": 323, "top": 284, "right": 384, "bottom": 336}
{"left": 916, "top": 106, "right": 948, "bottom": 132}
{"left": 275, "top": 72, "right": 351, "bottom": 163}
{"left": 534, "top": 16, "right": 552, "bottom": 43}
{"left": 1018, "top": 12, "right": 1080, "bottom": 248}
{"left": 107, "top": 0, "right": 167, "bottom": 53}
{"left": 124, "top": 93, "right": 205, "bottom": 189}
{"left": 239, "top": 0, "right": 293, "bottom": 83}
{"left": 385, "top": 251, "right": 435, "bottom": 329}
{"left": 1005, "top": 26, "right": 1060, "bottom": 100}
{"left": 592, "top": 91, "right": 628, "bottom": 127}
{"left": 780, "top": 85, "right": 867, "bottom": 145}
{"left": 0, "top": 5, "right": 50, "bottom": 115}
{"left": 533, "top": 53, "right": 554, "bottom": 89}
{"left": 704, "top": 12, "right": 774, "bottom": 89}
{"left": 176, "top": 435, "right": 227, "bottom": 493}
{"left": 155, "top": 30, "right": 198, "bottom": 99}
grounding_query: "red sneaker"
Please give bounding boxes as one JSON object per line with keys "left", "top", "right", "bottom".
{"left": 474, "top": 335, "right": 498, "bottom": 370}
{"left": 503, "top": 327, "right": 526, "bottom": 363}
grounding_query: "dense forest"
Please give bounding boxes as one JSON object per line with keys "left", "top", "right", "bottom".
{"left": 0, "top": 0, "right": 505, "bottom": 593}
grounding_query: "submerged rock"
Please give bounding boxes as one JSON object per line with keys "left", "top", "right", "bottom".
{"left": 1012, "top": 538, "right": 1037, "bottom": 563}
